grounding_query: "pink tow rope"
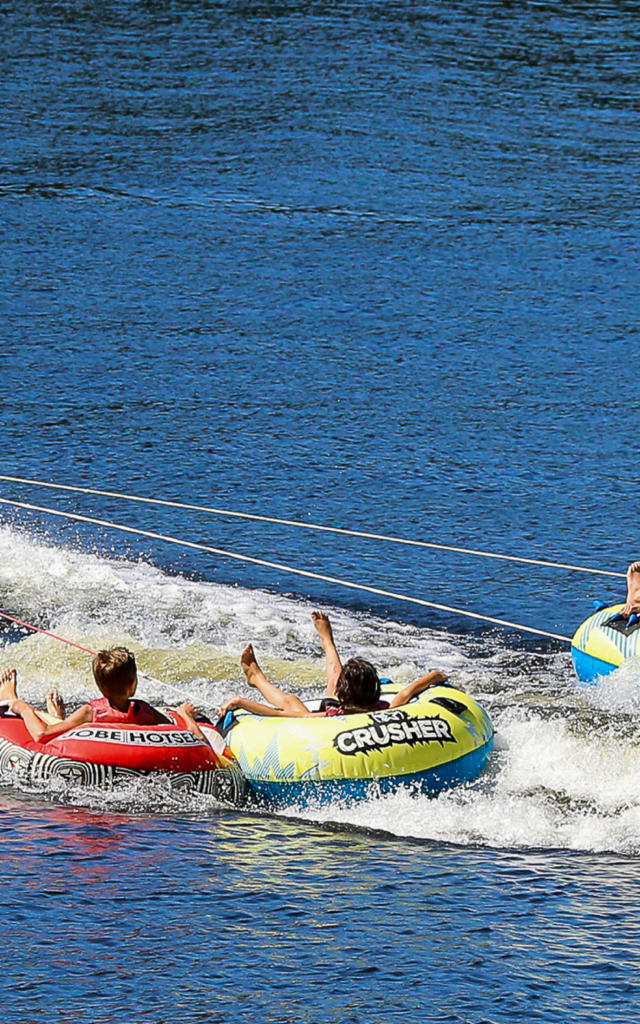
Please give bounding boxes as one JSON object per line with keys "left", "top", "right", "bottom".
{"left": 0, "top": 610, "right": 97, "bottom": 656}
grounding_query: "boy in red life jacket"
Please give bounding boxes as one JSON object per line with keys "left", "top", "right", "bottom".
{"left": 0, "top": 647, "right": 205, "bottom": 743}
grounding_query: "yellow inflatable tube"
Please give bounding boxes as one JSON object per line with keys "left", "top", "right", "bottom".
{"left": 224, "top": 682, "right": 494, "bottom": 806}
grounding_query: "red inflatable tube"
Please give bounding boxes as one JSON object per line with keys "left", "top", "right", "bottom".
{"left": 0, "top": 711, "right": 247, "bottom": 802}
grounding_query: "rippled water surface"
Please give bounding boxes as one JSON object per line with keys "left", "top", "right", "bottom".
{"left": 2, "top": 1, "right": 640, "bottom": 1021}
{"left": 4, "top": 797, "right": 640, "bottom": 1024}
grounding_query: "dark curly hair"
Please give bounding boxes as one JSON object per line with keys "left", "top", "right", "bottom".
{"left": 335, "top": 657, "right": 381, "bottom": 711}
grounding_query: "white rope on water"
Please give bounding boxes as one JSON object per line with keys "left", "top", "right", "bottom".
{"left": 0, "top": 495, "right": 573, "bottom": 642}
{"left": 0, "top": 473, "right": 624, "bottom": 578}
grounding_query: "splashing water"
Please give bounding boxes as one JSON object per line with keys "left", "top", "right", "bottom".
{"left": 2, "top": 523, "right": 639, "bottom": 854}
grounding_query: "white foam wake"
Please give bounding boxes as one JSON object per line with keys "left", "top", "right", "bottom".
{"left": 2, "top": 522, "right": 639, "bottom": 854}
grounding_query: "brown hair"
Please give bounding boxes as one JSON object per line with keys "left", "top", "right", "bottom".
{"left": 335, "top": 657, "right": 381, "bottom": 712}
{"left": 92, "top": 647, "right": 137, "bottom": 698}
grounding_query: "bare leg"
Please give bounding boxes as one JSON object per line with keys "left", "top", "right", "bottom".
{"left": 240, "top": 644, "right": 308, "bottom": 715}
{"left": 311, "top": 611, "right": 342, "bottom": 697}
{"left": 1, "top": 672, "right": 64, "bottom": 725}
{"left": 622, "top": 561, "right": 640, "bottom": 617}
{"left": 47, "top": 690, "right": 65, "bottom": 720}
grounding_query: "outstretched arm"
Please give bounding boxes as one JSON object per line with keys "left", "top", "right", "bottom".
{"left": 311, "top": 611, "right": 343, "bottom": 697}
{"left": 219, "top": 695, "right": 324, "bottom": 719}
{"left": 10, "top": 700, "right": 93, "bottom": 742}
{"left": 389, "top": 670, "right": 448, "bottom": 708}
{"left": 0, "top": 668, "right": 93, "bottom": 742}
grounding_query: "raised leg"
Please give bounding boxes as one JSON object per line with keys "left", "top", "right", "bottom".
{"left": 240, "top": 644, "right": 308, "bottom": 715}
{"left": 1, "top": 672, "right": 64, "bottom": 725}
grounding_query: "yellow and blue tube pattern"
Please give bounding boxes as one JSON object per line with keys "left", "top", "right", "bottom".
{"left": 571, "top": 604, "right": 640, "bottom": 683}
{"left": 226, "top": 682, "right": 494, "bottom": 807}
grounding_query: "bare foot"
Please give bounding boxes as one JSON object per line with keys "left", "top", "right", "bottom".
{"left": 46, "top": 690, "right": 65, "bottom": 720}
{"left": 622, "top": 561, "right": 640, "bottom": 617}
{"left": 240, "top": 643, "right": 261, "bottom": 688}
{"left": 311, "top": 610, "right": 334, "bottom": 645}
{"left": 0, "top": 668, "right": 18, "bottom": 706}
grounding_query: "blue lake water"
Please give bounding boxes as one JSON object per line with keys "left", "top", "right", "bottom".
{"left": 2, "top": 2, "right": 640, "bottom": 1021}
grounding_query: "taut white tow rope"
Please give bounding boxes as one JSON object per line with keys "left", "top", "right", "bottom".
{"left": 0, "top": 495, "right": 573, "bottom": 642}
{"left": 0, "top": 473, "right": 624, "bottom": 578}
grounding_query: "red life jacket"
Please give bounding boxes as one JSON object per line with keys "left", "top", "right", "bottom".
{"left": 89, "top": 697, "right": 168, "bottom": 726}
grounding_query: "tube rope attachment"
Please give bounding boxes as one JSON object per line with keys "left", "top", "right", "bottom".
{"left": 0, "top": 610, "right": 97, "bottom": 654}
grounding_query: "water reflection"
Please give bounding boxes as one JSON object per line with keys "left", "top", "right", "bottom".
{"left": 2, "top": 792, "right": 640, "bottom": 1022}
